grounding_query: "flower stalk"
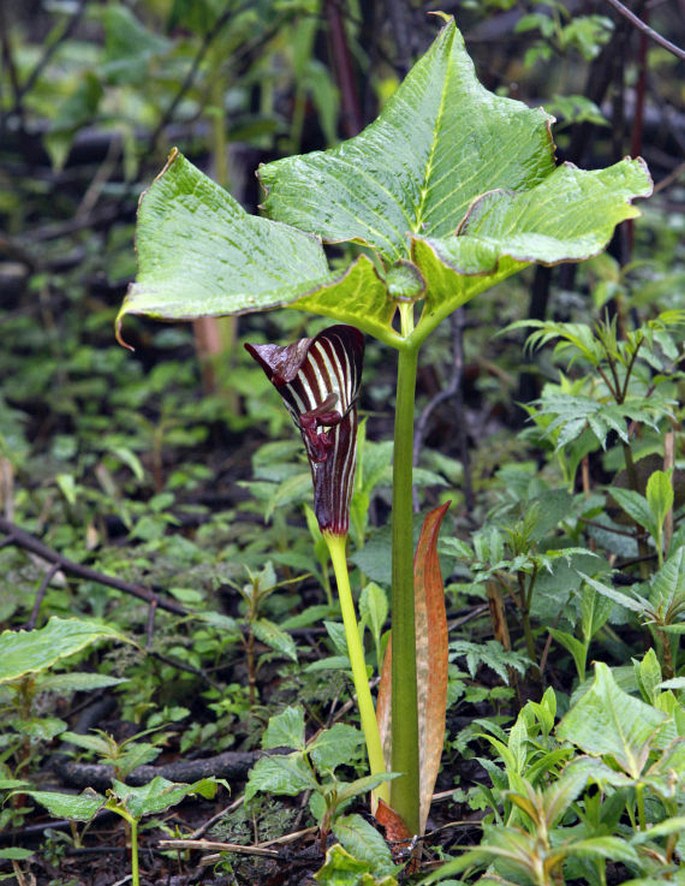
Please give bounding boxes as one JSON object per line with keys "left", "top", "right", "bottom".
{"left": 246, "top": 325, "right": 388, "bottom": 801}
{"left": 325, "top": 531, "right": 389, "bottom": 804}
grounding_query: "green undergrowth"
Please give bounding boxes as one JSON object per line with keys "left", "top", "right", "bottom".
{"left": 3, "top": 218, "right": 685, "bottom": 883}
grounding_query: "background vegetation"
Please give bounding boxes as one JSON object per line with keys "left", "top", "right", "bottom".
{"left": 1, "top": 1, "right": 684, "bottom": 883}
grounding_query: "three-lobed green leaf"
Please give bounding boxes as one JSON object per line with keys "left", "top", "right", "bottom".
{"left": 118, "top": 18, "right": 652, "bottom": 348}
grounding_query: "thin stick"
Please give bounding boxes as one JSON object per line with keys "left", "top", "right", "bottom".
{"left": 654, "top": 160, "right": 685, "bottom": 194}
{"left": 0, "top": 516, "right": 188, "bottom": 617}
{"left": 604, "top": 0, "right": 685, "bottom": 61}
{"left": 188, "top": 796, "right": 244, "bottom": 840}
{"left": 26, "top": 561, "right": 61, "bottom": 630}
{"left": 157, "top": 839, "right": 279, "bottom": 858}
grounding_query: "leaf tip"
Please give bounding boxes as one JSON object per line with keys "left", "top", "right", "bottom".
{"left": 625, "top": 154, "right": 654, "bottom": 198}
{"left": 115, "top": 307, "right": 135, "bottom": 352}
{"left": 427, "top": 10, "right": 453, "bottom": 24}
{"left": 160, "top": 146, "right": 181, "bottom": 178}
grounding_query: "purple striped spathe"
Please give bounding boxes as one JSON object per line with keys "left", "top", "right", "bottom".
{"left": 245, "top": 325, "right": 365, "bottom": 535}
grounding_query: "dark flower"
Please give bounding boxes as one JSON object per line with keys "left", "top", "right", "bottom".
{"left": 245, "top": 325, "right": 365, "bottom": 535}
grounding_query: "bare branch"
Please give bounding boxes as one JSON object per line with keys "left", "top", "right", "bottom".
{"left": 604, "top": 0, "right": 685, "bottom": 61}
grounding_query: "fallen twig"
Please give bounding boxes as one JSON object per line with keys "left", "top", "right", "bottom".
{"left": 0, "top": 515, "right": 188, "bottom": 617}
{"left": 157, "top": 838, "right": 279, "bottom": 858}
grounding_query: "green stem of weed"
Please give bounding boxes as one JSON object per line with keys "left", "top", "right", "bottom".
{"left": 636, "top": 783, "right": 646, "bottom": 832}
{"left": 325, "top": 532, "right": 389, "bottom": 805}
{"left": 112, "top": 807, "right": 140, "bottom": 886}
{"left": 622, "top": 443, "right": 651, "bottom": 580}
{"left": 130, "top": 818, "right": 139, "bottom": 886}
{"left": 390, "top": 342, "right": 421, "bottom": 834}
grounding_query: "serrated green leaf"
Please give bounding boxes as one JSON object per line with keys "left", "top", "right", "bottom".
{"left": 244, "top": 754, "right": 317, "bottom": 804}
{"left": 23, "top": 788, "right": 105, "bottom": 821}
{"left": 38, "top": 672, "right": 128, "bottom": 692}
{"left": 631, "top": 815, "right": 685, "bottom": 843}
{"left": 60, "top": 731, "right": 113, "bottom": 755}
{"left": 359, "top": 582, "right": 388, "bottom": 663}
{"left": 305, "top": 655, "right": 352, "bottom": 673}
{"left": 563, "top": 836, "right": 639, "bottom": 863}
{"left": 309, "top": 724, "right": 364, "bottom": 771}
{"left": 634, "top": 647, "right": 662, "bottom": 705}
{"left": 646, "top": 545, "right": 685, "bottom": 611}
{"left": 109, "top": 776, "right": 220, "bottom": 819}
{"left": 262, "top": 706, "right": 306, "bottom": 751}
{"left": 610, "top": 486, "right": 656, "bottom": 536}
{"left": 549, "top": 629, "right": 587, "bottom": 682}
{"left": 314, "top": 842, "right": 398, "bottom": 884}
{"left": 563, "top": 755, "right": 632, "bottom": 789}
{"left": 332, "top": 813, "right": 397, "bottom": 877}
{"left": 0, "top": 617, "right": 133, "bottom": 685}
{"left": 646, "top": 469, "right": 674, "bottom": 531}
{"left": 252, "top": 618, "right": 298, "bottom": 662}
{"left": 580, "top": 583, "right": 613, "bottom": 641}
{"left": 111, "top": 742, "right": 161, "bottom": 778}
{"left": 334, "top": 772, "right": 398, "bottom": 806}
{"left": 11, "top": 716, "right": 67, "bottom": 741}
{"left": 580, "top": 573, "right": 648, "bottom": 615}
{"left": 660, "top": 623, "right": 685, "bottom": 634}
{"left": 324, "top": 620, "right": 351, "bottom": 658}
{"left": 557, "top": 662, "right": 667, "bottom": 778}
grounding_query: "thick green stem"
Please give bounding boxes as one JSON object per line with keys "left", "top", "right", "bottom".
{"left": 390, "top": 343, "right": 420, "bottom": 834}
{"left": 325, "top": 532, "right": 389, "bottom": 805}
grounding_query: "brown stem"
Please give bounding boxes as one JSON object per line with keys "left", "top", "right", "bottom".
{"left": 619, "top": 336, "right": 644, "bottom": 404}
{"left": 325, "top": 0, "right": 364, "bottom": 137}
{"left": 25, "top": 562, "right": 61, "bottom": 630}
{"left": 660, "top": 628, "right": 674, "bottom": 681}
{"left": 604, "top": 0, "right": 685, "bottom": 61}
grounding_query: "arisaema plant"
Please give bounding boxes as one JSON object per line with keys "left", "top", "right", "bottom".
{"left": 116, "top": 17, "right": 652, "bottom": 836}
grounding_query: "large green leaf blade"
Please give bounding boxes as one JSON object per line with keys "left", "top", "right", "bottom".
{"left": 454, "top": 159, "right": 651, "bottom": 262}
{"left": 23, "top": 789, "right": 105, "bottom": 822}
{"left": 117, "top": 20, "right": 651, "bottom": 346}
{"left": 110, "top": 776, "right": 220, "bottom": 819}
{"left": 116, "top": 149, "right": 332, "bottom": 342}
{"left": 410, "top": 158, "right": 652, "bottom": 335}
{"left": 0, "top": 617, "right": 133, "bottom": 685}
{"left": 259, "top": 18, "right": 555, "bottom": 261}
{"left": 288, "top": 254, "right": 403, "bottom": 344}
{"left": 556, "top": 662, "right": 667, "bottom": 779}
